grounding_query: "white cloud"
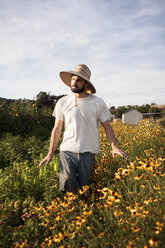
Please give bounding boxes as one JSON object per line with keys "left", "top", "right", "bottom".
{"left": 0, "top": 0, "right": 164, "bottom": 107}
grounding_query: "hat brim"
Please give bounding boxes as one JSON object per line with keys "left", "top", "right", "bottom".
{"left": 60, "top": 71, "right": 96, "bottom": 94}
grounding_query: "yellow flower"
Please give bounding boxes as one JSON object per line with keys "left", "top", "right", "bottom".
{"left": 148, "top": 237, "right": 158, "bottom": 247}
{"left": 126, "top": 240, "right": 135, "bottom": 248}
{"left": 13, "top": 244, "right": 20, "bottom": 248}
{"left": 19, "top": 239, "right": 28, "bottom": 248}
{"left": 55, "top": 214, "right": 61, "bottom": 221}
{"left": 107, "top": 195, "right": 115, "bottom": 201}
{"left": 102, "top": 187, "right": 112, "bottom": 194}
{"left": 84, "top": 210, "right": 92, "bottom": 216}
{"left": 131, "top": 226, "right": 140, "bottom": 232}
{"left": 98, "top": 232, "right": 104, "bottom": 239}
{"left": 69, "top": 232, "right": 76, "bottom": 239}
{"left": 130, "top": 209, "right": 137, "bottom": 216}
{"left": 154, "top": 221, "right": 163, "bottom": 234}
{"left": 156, "top": 221, "right": 163, "bottom": 227}
{"left": 53, "top": 232, "right": 64, "bottom": 243}
{"left": 79, "top": 185, "right": 89, "bottom": 194}
{"left": 134, "top": 174, "right": 143, "bottom": 180}
{"left": 115, "top": 173, "right": 121, "bottom": 179}
{"left": 113, "top": 210, "right": 123, "bottom": 217}
{"left": 142, "top": 210, "right": 149, "bottom": 217}
{"left": 143, "top": 199, "right": 152, "bottom": 205}
{"left": 122, "top": 169, "right": 130, "bottom": 176}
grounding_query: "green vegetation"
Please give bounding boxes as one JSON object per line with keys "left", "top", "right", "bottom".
{"left": 0, "top": 94, "right": 164, "bottom": 247}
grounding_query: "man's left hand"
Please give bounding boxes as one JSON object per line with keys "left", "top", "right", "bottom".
{"left": 112, "top": 146, "right": 128, "bottom": 158}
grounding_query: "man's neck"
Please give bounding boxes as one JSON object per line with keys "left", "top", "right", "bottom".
{"left": 74, "top": 91, "right": 89, "bottom": 98}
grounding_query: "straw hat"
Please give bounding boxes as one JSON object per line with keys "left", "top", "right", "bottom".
{"left": 59, "top": 64, "right": 96, "bottom": 94}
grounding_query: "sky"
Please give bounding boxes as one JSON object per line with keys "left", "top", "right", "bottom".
{"left": 0, "top": 0, "right": 165, "bottom": 107}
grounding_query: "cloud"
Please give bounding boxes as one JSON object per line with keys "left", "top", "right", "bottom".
{"left": 0, "top": 0, "right": 165, "bottom": 107}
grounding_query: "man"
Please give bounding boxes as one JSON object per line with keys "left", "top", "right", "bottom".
{"left": 38, "top": 64, "right": 127, "bottom": 193}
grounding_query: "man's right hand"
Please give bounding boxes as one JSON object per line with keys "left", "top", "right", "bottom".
{"left": 37, "top": 119, "right": 63, "bottom": 168}
{"left": 37, "top": 153, "right": 53, "bottom": 168}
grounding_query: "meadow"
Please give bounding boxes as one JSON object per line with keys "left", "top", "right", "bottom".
{"left": 0, "top": 118, "right": 165, "bottom": 247}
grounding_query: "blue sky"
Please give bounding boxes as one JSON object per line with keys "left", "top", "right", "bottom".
{"left": 0, "top": 0, "right": 165, "bottom": 107}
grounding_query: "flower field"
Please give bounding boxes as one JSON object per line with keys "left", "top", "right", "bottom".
{"left": 0, "top": 120, "right": 165, "bottom": 248}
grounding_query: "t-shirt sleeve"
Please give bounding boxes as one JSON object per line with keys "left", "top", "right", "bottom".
{"left": 52, "top": 99, "right": 64, "bottom": 121}
{"left": 98, "top": 99, "right": 112, "bottom": 123}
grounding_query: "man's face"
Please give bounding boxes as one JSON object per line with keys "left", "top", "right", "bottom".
{"left": 71, "top": 75, "right": 87, "bottom": 93}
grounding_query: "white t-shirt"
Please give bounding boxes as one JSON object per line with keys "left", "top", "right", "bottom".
{"left": 52, "top": 94, "right": 111, "bottom": 153}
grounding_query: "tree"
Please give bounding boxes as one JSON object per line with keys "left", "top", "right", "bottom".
{"left": 36, "top": 91, "right": 65, "bottom": 109}
{"left": 110, "top": 106, "right": 115, "bottom": 114}
{"left": 114, "top": 106, "right": 128, "bottom": 118}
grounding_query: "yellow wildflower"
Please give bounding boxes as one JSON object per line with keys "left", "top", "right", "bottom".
{"left": 148, "top": 237, "right": 158, "bottom": 247}
{"left": 135, "top": 174, "right": 143, "bottom": 180}
{"left": 53, "top": 232, "right": 64, "bottom": 243}
{"left": 113, "top": 210, "right": 124, "bottom": 217}
{"left": 98, "top": 232, "right": 104, "bottom": 239}
{"left": 131, "top": 226, "right": 140, "bottom": 232}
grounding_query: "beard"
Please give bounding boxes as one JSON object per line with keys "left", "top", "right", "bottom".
{"left": 71, "top": 84, "right": 86, "bottom": 93}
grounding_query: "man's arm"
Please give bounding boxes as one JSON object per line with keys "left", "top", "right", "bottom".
{"left": 38, "top": 119, "right": 64, "bottom": 167}
{"left": 101, "top": 120, "right": 128, "bottom": 158}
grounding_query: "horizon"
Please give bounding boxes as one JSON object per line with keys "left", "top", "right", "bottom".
{"left": 0, "top": 93, "right": 164, "bottom": 109}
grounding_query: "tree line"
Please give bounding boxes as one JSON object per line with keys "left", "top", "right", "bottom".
{"left": 110, "top": 103, "right": 164, "bottom": 118}
{"left": 0, "top": 91, "right": 164, "bottom": 139}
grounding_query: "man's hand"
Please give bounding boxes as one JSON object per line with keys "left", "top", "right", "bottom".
{"left": 112, "top": 146, "right": 128, "bottom": 158}
{"left": 101, "top": 120, "right": 128, "bottom": 159}
{"left": 38, "top": 119, "right": 63, "bottom": 168}
{"left": 37, "top": 153, "right": 53, "bottom": 168}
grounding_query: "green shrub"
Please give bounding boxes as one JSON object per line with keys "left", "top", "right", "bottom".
{"left": 0, "top": 134, "right": 47, "bottom": 169}
{"left": 0, "top": 99, "right": 54, "bottom": 139}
